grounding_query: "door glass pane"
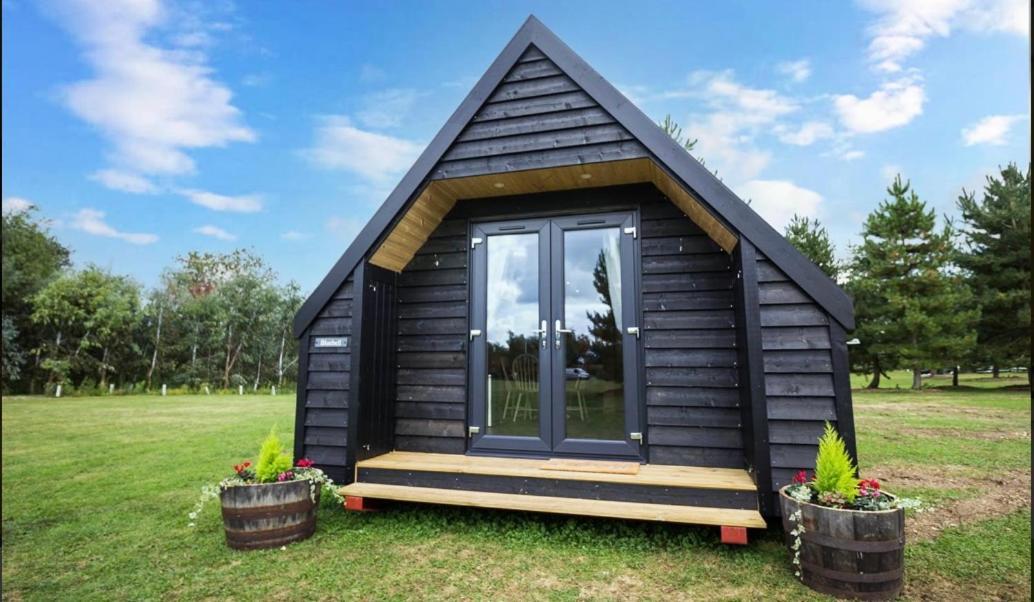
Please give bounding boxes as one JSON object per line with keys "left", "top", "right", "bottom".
{"left": 562, "top": 228, "right": 624, "bottom": 441}
{"left": 485, "top": 233, "right": 540, "bottom": 437}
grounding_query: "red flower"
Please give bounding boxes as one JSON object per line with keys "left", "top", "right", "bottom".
{"left": 295, "top": 458, "right": 314, "bottom": 468}
{"left": 277, "top": 471, "right": 295, "bottom": 482}
{"left": 858, "top": 479, "right": 881, "bottom": 497}
{"left": 233, "top": 461, "right": 252, "bottom": 475}
{"left": 792, "top": 470, "right": 808, "bottom": 485}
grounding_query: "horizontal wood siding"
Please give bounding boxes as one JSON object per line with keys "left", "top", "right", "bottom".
{"left": 641, "top": 196, "right": 742, "bottom": 468}
{"left": 395, "top": 218, "right": 468, "bottom": 454}
{"left": 431, "top": 47, "right": 647, "bottom": 181}
{"left": 758, "top": 255, "right": 838, "bottom": 494}
{"left": 302, "top": 276, "right": 353, "bottom": 477}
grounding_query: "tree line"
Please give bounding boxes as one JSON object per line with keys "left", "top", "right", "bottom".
{"left": 2, "top": 218, "right": 301, "bottom": 395}
{"left": 1, "top": 163, "right": 1029, "bottom": 395}
{"left": 785, "top": 164, "right": 1030, "bottom": 389}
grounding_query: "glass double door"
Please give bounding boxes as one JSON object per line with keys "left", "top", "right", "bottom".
{"left": 468, "top": 212, "right": 641, "bottom": 459}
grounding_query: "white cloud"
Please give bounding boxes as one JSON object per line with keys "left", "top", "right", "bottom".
{"left": 860, "top": 0, "right": 1029, "bottom": 72}
{"left": 89, "top": 168, "right": 158, "bottom": 193}
{"left": 178, "top": 189, "right": 263, "bottom": 213}
{"left": 961, "top": 114, "right": 1025, "bottom": 146}
{"left": 49, "top": 0, "right": 255, "bottom": 176}
{"left": 303, "top": 115, "right": 422, "bottom": 183}
{"left": 838, "top": 149, "right": 866, "bottom": 161}
{"left": 71, "top": 208, "right": 157, "bottom": 244}
{"left": 280, "top": 230, "right": 309, "bottom": 241}
{"left": 777, "top": 59, "right": 811, "bottom": 82}
{"left": 325, "top": 216, "right": 364, "bottom": 243}
{"left": 673, "top": 71, "right": 800, "bottom": 183}
{"left": 736, "top": 179, "right": 824, "bottom": 230}
{"left": 834, "top": 78, "right": 925, "bottom": 133}
{"left": 881, "top": 164, "right": 903, "bottom": 181}
{"left": 356, "top": 88, "right": 423, "bottom": 129}
{"left": 2, "top": 196, "right": 35, "bottom": 215}
{"left": 193, "top": 224, "right": 236, "bottom": 241}
{"left": 776, "top": 121, "right": 834, "bottom": 146}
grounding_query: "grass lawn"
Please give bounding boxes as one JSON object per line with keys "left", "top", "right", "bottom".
{"left": 3, "top": 377, "right": 1030, "bottom": 601}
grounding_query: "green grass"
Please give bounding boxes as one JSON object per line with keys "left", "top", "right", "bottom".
{"left": 3, "top": 376, "right": 1030, "bottom": 601}
{"left": 850, "top": 368, "right": 1029, "bottom": 390}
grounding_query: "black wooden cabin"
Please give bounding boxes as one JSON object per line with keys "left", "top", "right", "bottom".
{"left": 293, "top": 16, "right": 856, "bottom": 539}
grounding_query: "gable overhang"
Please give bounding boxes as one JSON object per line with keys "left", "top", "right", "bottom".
{"left": 294, "top": 16, "right": 854, "bottom": 336}
{"left": 368, "top": 157, "right": 738, "bottom": 272}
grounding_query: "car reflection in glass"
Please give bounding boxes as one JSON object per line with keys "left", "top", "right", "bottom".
{"left": 565, "top": 367, "right": 591, "bottom": 381}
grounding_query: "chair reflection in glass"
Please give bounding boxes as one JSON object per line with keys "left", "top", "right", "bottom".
{"left": 500, "top": 354, "right": 587, "bottom": 423}
{"left": 501, "top": 353, "right": 538, "bottom": 422}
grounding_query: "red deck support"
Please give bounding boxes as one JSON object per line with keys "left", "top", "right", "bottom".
{"left": 720, "top": 526, "right": 748, "bottom": 545}
{"left": 344, "top": 495, "right": 377, "bottom": 512}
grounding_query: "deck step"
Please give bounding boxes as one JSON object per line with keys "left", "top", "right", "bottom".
{"left": 339, "top": 482, "right": 767, "bottom": 528}
{"left": 356, "top": 451, "right": 756, "bottom": 491}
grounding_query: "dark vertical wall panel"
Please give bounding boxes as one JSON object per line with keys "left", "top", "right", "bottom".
{"left": 431, "top": 47, "right": 647, "bottom": 180}
{"left": 758, "top": 254, "right": 841, "bottom": 502}
{"left": 640, "top": 194, "right": 743, "bottom": 468}
{"left": 733, "top": 239, "right": 773, "bottom": 515}
{"left": 394, "top": 219, "right": 469, "bottom": 453}
{"left": 297, "top": 275, "right": 354, "bottom": 483}
{"left": 353, "top": 264, "right": 399, "bottom": 463}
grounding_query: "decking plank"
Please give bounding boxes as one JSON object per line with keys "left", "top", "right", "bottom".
{"left": 355, "top": 451, "right": 756, "bottom": 491}
{"left": 338, "top": 482, "right": 767, "bottom": 528}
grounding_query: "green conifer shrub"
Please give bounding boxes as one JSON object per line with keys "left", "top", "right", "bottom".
{"left": 255, "top": 428, "right": 293, "bottom": 483}
{"left": 812, "top": 422, "right": 859, "bottom": 503}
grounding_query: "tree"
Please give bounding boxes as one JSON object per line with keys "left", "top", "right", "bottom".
{"left": 658, "top": 114, "right": 697, "bottom": 152}
{"left": 847, "top": 176, "right": 978, "bottom": 389}
{"left": 1, "top": 208, "right": 70, "bottom": 390}
{"left": 956, "top": 163, "right": 1031, "bottom": 376}
{"left": 785, "top": 214, "right": 839, "bottom": 279}
{"left": 31, "top": 266, "right": 142, "bottom": 391}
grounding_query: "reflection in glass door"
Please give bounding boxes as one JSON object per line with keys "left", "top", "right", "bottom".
{"left": 469, "top": 220, "right": 551, "bottom": 453}
{"left": 469, "top": 213, "right": 640, "bottom": 459}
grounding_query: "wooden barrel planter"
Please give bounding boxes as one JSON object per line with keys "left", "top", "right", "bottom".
{"left": 220, "top": 480, "right": 321, "bottom": 550}
{"left": 779, "top": 487, "right": 905, "bottom": 600}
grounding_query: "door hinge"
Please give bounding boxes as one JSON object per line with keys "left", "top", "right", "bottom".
{"left": 623, "top": 226, "right": 637, "bottom": 239}
{"left": 469, "top": 329, "right": 482, "bottom": 341}
{"left": 468, "top": 426, "right": 480, "bottom": 438}
{"left": 626, "top": 326, "right": 640, "bottom": 339}
{"left": 471, "top": 237, "right": 483, "bottom": 248}
{"left": 630, "top": 432, "right": 643, "bottom": 445}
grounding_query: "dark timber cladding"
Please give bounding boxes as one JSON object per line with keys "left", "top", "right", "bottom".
{"left": 394, "top": 219, "right": 468, "bottom": 454}
{"left": 431, "top": 46, "right": 647, "bottom": 181}
{"left": 757, "top": 252, "right": 841, "bottom": 498}
{"left": 295, "top": 275, "right": 353, "bottom": 482}
{"left": 640, "top": 195, "right": 742, "bottom": 469}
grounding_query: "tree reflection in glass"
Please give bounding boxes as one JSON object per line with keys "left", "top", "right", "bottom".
{"left": 563, "top": 228, "right": 624, "bottom": 441}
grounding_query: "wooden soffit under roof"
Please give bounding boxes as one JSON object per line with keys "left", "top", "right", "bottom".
{"left": 369, "top": 157, "right": 738, "bottom": 272}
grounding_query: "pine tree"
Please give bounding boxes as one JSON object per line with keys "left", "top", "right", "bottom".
{"left": 784, "top": 214, "right": 839, "bottom": 279}
{"left": 847, "top": 176, "right": 978, "bottom": 389}
{"left": 956, "top": 164, "right": 1031, "bottom": 377}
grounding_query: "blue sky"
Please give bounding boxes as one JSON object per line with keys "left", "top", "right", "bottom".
{"left": 2, "top": 0, "right": 1029, "bottom": 292}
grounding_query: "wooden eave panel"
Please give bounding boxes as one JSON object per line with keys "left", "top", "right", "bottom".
{"left": 369, "top": 158, "right": 739, "bottom": 272}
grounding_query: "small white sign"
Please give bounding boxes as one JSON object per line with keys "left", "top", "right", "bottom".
{"left": 313, "top": 337, "right": 349, "bottom": 349}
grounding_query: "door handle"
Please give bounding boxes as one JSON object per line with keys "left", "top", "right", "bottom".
{"left": 554, "top": 319, "right": 573, "bottom": 349}
{"left": 533, "top": 320, "right": 548, "bottom": 348}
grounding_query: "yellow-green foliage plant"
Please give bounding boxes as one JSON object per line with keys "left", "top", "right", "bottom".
{"left": 255, "top": 428, "right": 293, "bottom": 483}
{"left": 812, "top": 422, "right": 859, "bottom": 503}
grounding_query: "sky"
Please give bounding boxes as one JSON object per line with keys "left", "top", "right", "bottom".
{"left": 2, "top": 0, "right": 1030, "bottom": 294}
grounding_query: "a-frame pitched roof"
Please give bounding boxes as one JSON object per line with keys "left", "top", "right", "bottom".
{"left": 294, "top": 15, "right": 853, "bottom": 336}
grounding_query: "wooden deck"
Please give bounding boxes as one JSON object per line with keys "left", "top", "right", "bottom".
{"left": 338, "top": 451, "right": 766, "bottom": 529}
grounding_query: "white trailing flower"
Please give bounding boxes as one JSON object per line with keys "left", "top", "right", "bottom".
{"left": 788, "top": 507, "right": 806, "bottom": 580}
